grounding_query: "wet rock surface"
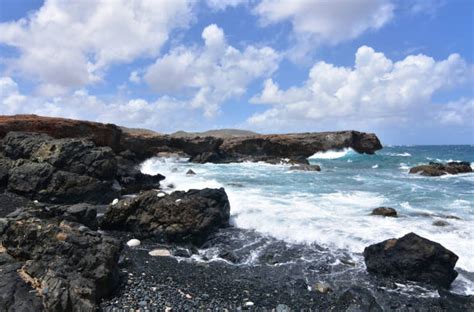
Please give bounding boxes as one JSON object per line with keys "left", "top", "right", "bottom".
{"left": 100, "top": 228, "right": 473, "bottom": 311}
{"left": 364, "top": 232, "right": 459, "bottom": 288}
{"left": 101, "top": 188, "right": 230, "bottom": 245}
{"left": 371, "top": 207, "right": 398, "bottom": 217}
{"left": 409, "top": 161, "right": 472, "bottom": 176}
{"left": 289, "top": 164, "right": 321, "bottom": 171}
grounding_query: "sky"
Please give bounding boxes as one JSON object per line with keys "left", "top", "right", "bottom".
{"left": 0, "top": 0, "right": 472, "bottom": 145}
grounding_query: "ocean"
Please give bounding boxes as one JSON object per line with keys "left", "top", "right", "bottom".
{"left": 140, "top": 145, "right": 474, "bottom": 295}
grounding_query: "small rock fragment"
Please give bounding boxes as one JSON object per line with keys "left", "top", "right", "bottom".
{"left": 186, "top": 169, "right": 196, "bottom": 175}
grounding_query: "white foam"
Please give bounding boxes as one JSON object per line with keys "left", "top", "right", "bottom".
{"left": 386, "top": 152, "right": 411, "bottom": 157}
{"left": 372, "top": 164, "right": 378, "bottom": 169}
{"left": 399, "top": 163, "right": 410, "bottom": 170}
{"left": 308, "top": 148, "right": 353, "bottom": 159}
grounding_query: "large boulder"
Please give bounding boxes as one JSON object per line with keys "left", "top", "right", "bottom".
{"left": 363, "top": 233, "right": 458, "bottom": 288}
{"left": 370, "top": 207, "right": 397, "bottom": 217}
{"left": 1, "top": 205, "right": 122, "bottom": 312}
{"left": 101, "top": 188, "right": 230, "bottom": 245}
{"left": 409, "top": 161, "right": 472, "bottom": 176}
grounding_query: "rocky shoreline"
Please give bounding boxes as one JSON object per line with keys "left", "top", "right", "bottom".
{"left": 0, "top": 114, "right": 473, "bottom": 311}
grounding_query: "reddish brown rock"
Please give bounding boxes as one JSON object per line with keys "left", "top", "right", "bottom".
{"left": 0, "top": 115, "right": 122, "bottom": 152}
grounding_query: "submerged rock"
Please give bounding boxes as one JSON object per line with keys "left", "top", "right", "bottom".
{"left": 409, "top": 161, "right": 472, "bottom": 176}
{"left": 186, "top": 169, "right": 196, "bottom": 175}
{"left": 370, "top": 207, "right": 397, "bottom": 217}
{"left": 101, "top": 188, "right": 230, "bottom": 245}
{"left": 289, "top": 164, "right": 321, "bottom": 172}
{"left": 363, "top": 232, "right": 458, "bottom": 288}
{"left": 433, "top": 220, "right": 450, "bottom": 227}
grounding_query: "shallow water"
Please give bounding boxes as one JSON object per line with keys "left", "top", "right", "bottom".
{"left": 140, "top": 145, "right": 474, "bottom": 295}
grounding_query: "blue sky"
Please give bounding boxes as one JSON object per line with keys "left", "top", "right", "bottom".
{"left": 0, "top": 0, "right": 472, "bottom": 144}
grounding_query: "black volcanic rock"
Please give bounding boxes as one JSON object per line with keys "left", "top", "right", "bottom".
{"left": 371, "top": 207, "right": 397, "bottom": 217}
{"left": 409, "top": 161, "right": 472, "bottom": 176}
{"left": 101, "top": 188, "right": 230, "bottom": 245}
{"left": 1, "top": 132, "right": 163, "bottom": 205}
{"left": 1, "top": 205, "right": 122, "bottom": 312}
{"left": 363, "top": 233, "right": 458, "bottom": 288}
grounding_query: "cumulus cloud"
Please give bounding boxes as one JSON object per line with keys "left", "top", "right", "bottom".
{"left": 0, "top": 76, "right": 204, "bottom": 132}
{"left": 435, "top": 98, "right": 474, "bottom": 126}
{"left": 144, "top": 24, "right": 280, "bottom": 117}
{"left": 248, "top": 46, "right": 471, "bottom": 130}
{"left": 254, "top": 0, "right": 394, "bottom": 44}
{"left": 0, "top": 0, "right": 193, "bottom": 95}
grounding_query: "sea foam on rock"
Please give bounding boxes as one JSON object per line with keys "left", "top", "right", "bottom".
{"left": 101, "top": 188, "right": 230, "bottom": 245}
{"left": 364, "top": 232, "right": 458, "bottom": 288}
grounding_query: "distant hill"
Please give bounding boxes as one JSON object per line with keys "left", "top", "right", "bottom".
{"left": 171, "top": 129, "right": 259, "bottom": 138}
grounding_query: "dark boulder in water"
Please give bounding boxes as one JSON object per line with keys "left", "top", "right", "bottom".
{"left": 363, "top": 232, "right": 458, "bottom": 288}
{"left": 0, "top": 204, "right": 122, "bottom": 312}
{"left": 371, "top": 207, "right": 397, "bottom": 217}
{"left": 101, "top": 188, "right": 230, "bottom": 245}
{"left": 186, "top": 169, "right": 196, "bottom": 175}
{"left": 289, "top": 164, "right": 321, "bottom": 172}
{"left": 409, "top": 161, "right": 472, "bottom": 176}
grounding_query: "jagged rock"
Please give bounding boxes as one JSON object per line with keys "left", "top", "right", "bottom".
{"left": 289, "top": 164, "right": 321, "bottom": 171}
{"left": 1, "top": 205, "right": 122, "bottom": 311}
{"left": 2, "top": 132, "right": 162, "bottom": 205}
{"left": 334, "top": 287, "right": 382, "bottom": 311}
{"left": 186, "top": 169, "right": 196, "bottom": 175}
{"left": 409, "top": 161, "right": 472, "bottom": 176}
{"left": 371, "top": 207, "right": 397, "bottom": 217}
{"left": 363, "top": 232, "right": 458, "bottom": 288}
{"left": 0, "top": 191, "right": 32, "bottom": 217}
{"left": 101, "top": 188, "right": 230, "bottom": 245}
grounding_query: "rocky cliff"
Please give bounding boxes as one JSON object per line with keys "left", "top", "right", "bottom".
{"left": 0, "top": 115, "right": 382, "bottom": 163}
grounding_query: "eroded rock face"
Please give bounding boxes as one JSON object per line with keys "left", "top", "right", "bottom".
{"left": 0, "top": 132, "right": 163, "bottom": 205}
{"left": 0, "top": 114, "right": 122, "bottom": 152}
{"left": 101, "top": 188, "right": 230, "bottom": 245}
{"left": 409, "top": 162, "right": 472, "bottom": 176}
{"left": 0, "top": 205, "right": 122, "bottom": 312}
{"left": 363, "top": 233, "right": 458, "bottom": 288}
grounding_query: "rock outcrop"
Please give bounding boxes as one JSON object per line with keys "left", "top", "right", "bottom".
{"left": 101, "top": 188, "right": 230, "bottom": 245}
{"left": 0, "top": 114, "right": 122, "bottom": 152}
{"left": 0, "top": 132, "right": 164, "bottom": 205}
{"left": 409, "top": 162, "right": 472, "bottom": 176}
{"left": 363, "top": 233, "right": 458, "bottom": 288}
{"left": 289, "top": 164, "right": 321, "bottom": 172}
{"left": 0, "top": 204, "right": 122, "bottom": 311}
{"left": 0, "top": 115, "right": 382, "bottom": 164}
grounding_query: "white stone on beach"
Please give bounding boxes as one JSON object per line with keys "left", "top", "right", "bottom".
{"left": 148, "top": 249, "right": 171, "bottom": 257}
{"left": 126, "top": 239, "right": 141, "bottom": 247}
{"left": 111, "top": 198, "right": 119, "bottom": 205}
{"left": 157, "top": 192, "right": 166, "bottom": 197}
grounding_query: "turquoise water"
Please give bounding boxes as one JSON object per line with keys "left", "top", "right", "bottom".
{"left": 140, "top": 145, "right": 474, "bottom": 294}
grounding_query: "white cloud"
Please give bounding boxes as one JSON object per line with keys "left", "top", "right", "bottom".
{"left": 144, "top": 24, "right": 280, "bottom": 117}
{"left": 0, "top": 0, "right": 193, "bottom": 95}
{"left": 254, "top": 0, "right": 394, "bottom": 44}
{"left": 248, "top": 46, "right": 471, "bottom": 130}
{"left": 206, "top": 0, "right": 249, "bottom": 10}
{"left": 129, "top": 71, "right": 141, "bottom": 84}
{"left": 435, "top": 98, "right": 474, "bottom": 126}
{"left": 0, "top": 77, "right": 27, "bottom": 114}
